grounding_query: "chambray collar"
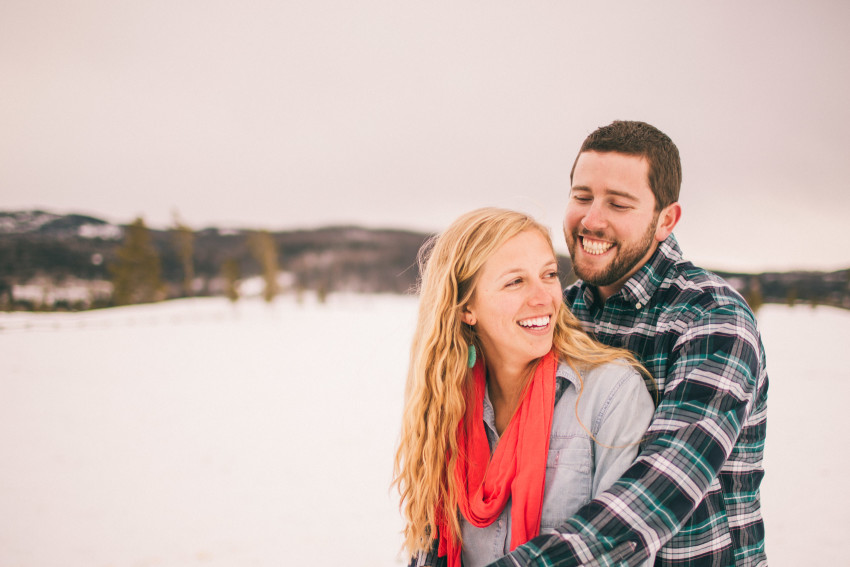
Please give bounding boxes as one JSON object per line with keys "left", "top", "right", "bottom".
{"left": 578, "top": 234, "right": 683, "bottom": 309}
{"left": 555, "top": 360, "right": 582, "bottom": 394}
{"left": 482, "top": 362, "right": 580, "bottom": 406}
{"left": 481, "top": 360, "right": 579, "bottom": 441}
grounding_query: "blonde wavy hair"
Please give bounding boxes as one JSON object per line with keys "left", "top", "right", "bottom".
{"left": 393, "top": 207, "right": 646, "bottom": 557}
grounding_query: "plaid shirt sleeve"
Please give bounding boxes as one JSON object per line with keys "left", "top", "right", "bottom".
{"left": 488, "top": 303, "right": 764, "bottom": 567}
{"left": 410, "top": 537, "right": 447, "bottom": 567}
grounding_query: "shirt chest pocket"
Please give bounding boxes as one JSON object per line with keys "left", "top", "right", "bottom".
{"left": 540, "top": 441, "right": 593, "bottom": 530}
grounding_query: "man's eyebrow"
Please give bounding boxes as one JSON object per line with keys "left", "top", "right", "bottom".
{"left": 605, "top": 189, "right": 640, "bottom": 201}
{"left": 570, "top": 186, "right": 639, "bottom": 202}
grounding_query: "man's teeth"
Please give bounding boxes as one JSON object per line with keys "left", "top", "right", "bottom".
{"left": 581, "top": 238, "right": 614, "bottom": 255}
{"left": 518, "top": 316, "right": 550, "bottom": 328}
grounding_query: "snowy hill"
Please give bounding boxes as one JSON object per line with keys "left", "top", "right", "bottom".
{"left": 0, "top": 209, "right": 123, "bottom": 239}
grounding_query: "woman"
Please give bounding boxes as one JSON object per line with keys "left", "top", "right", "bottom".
{"left": 394, "top": 208, "right": 655, "bottom": 567}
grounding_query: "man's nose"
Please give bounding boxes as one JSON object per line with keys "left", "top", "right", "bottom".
{"left": 581, "top": 202, "right": 606, "bottom": 232}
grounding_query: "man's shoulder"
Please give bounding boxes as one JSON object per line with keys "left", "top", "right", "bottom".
{"left": 563, "top": 258, "right": 756, "bottom": 324}
{"left": 564, "top": 260, "right": 749, "bottom": 311}
{"left": 660, "top": 259, "right": 754, "bottom": 317}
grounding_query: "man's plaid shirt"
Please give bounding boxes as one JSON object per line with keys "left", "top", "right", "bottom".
{"left": 490, "top": 235, "right": 768, "bottom": 567}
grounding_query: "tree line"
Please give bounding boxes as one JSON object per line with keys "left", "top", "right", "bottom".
{"left": 0, "top": 212, "right": 431, "bottom": 310}
{"left": 1, "top": 211, "right": 848, "bottom": 312}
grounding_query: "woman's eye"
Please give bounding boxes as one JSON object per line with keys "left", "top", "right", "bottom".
{"left": 545, "top": 271, "right": 559, "bottom": 280}
{"left": 506, "top": 278, "right": 522, "bottom": 287}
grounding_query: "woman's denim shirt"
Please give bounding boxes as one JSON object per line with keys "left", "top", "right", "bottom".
{"left": 460, "top": 360, "right": 655, "bottom": 567}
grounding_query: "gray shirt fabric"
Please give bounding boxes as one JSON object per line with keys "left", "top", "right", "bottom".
{"left": 459, "top": 360, "right": 654, "bottom": 567}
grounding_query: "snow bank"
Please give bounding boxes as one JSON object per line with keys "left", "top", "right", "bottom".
{"left": 0, "top": 297, "right": 847, "bottom": 566}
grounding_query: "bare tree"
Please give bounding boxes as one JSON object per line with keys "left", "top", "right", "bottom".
{"left": 221, "top": 258, "right": 240, "bottom": 303}
{"left": 247, "top": 230, "right": 279, "bottom": 303}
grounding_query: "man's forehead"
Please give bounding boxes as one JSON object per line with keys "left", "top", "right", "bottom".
{"left": 571, "top": 152, "right": 652, "bottom": 193}
{"left": 574, "top": 150, "right": 650, "bottom": 171}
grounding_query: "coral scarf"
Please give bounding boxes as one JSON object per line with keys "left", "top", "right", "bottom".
{"left": 438, "top": 350, "right": 557, "bottom": 566}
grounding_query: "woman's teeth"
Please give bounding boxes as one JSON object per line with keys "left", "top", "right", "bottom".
{"left": 518, "top": 316, "right": 550, "bottom": 328}
{"left": 581, "top": 238, "right": 613, "bottom": 255}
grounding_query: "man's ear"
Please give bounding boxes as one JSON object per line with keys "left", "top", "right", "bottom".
{"left": 461, "top": 306, "right": 476, "bottom": 326}
{"left": 655, "top": 202, "right": 682, "bottom": 242}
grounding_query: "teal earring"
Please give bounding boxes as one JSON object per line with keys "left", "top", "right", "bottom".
{"left": 467, "top": 344, "right": 477, "bottom": 368}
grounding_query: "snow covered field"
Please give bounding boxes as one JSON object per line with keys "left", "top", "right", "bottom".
{"left": 1, "top": 295, "right": 847, "bottom": 566}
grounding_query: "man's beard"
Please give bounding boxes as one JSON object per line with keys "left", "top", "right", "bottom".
{"left": 567, "top": 215, "right": 658, "bottom": 288}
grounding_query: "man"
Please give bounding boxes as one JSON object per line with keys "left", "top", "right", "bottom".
{"left": 491, "top": 121, "right": 768, "bottom": 566}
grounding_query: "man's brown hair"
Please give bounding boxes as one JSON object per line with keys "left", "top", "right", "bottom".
{"left": 570, "top": 120, "right": 682, "bottom": 210}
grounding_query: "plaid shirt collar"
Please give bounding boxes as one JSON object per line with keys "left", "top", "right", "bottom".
{"left": 578, "top": 234, "right": 683, "bottom": 309}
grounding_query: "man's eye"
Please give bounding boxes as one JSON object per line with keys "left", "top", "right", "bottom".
{"left": 611, "top": 202, "right": 630, "bottom": 210}
{"left": 572, "top": 195, "right": 591, "bottom": 203}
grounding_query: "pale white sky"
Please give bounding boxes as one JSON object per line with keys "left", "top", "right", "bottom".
{"left": 2, "top": 1, "right": 848, "bottom": 271}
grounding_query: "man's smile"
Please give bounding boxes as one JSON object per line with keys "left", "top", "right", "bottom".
{"left": 579, "top": 236, "right": 614, "bottom": 256}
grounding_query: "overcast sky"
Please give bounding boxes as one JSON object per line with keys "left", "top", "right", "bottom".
{"left": 2, "top": 1, "right": 848, "bottom": 271}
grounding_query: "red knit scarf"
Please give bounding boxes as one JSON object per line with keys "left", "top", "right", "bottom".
{"left": 438, "top": 350, "right": 557, "bottom": 566}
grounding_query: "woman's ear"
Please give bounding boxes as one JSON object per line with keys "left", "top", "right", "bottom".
{"left": 461, "top": 306, "right": 476, "bottom": 326}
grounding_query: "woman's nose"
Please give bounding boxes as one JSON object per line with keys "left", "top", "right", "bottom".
{"left": 527, "top": 280, "right": 551, "bottom": 305}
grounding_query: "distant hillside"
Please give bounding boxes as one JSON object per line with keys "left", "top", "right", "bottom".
{"left": 0, "top": 210, "right": 439, "bottom": 309}
{"left": 713, "top": 268, "right": 850, "bottom": 312}
{"left": 1, "top": 210, "right": 848, "bottom": 311}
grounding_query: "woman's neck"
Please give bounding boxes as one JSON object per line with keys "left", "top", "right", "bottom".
{"left": 486, "top": 360, "right": 534, "bottom": 436}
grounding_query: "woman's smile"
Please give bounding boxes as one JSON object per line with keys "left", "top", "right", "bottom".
{"left": 517, "top": 315, "right": 552, "bottom": 332}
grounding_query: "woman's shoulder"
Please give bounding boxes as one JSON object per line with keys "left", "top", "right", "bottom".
{"left": 557, "top": 358, "right": 642, "bottom": 394}
{"left": 557, "top": 360, "right": 650, "bottom": 420}
{"left": 559, "top": 360, "right": 655, "bottom": 435}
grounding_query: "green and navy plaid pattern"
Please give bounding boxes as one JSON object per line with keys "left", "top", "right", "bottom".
{"left": 489, "top": 235, "right": 768, "bottom": 567}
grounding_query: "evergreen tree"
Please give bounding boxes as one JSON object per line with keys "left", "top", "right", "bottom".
{"left": 170, "top": 213, "right": 195, "bottom": 298}
{"left": 247, "top": 230, "right": 279, "bottom": 303}
{"left": 109, "top": 217, "right": 164, "bottom": 306}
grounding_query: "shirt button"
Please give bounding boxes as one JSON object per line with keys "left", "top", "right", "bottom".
{"left": 635, "top": 302, "right": 642, "bottom": 309}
